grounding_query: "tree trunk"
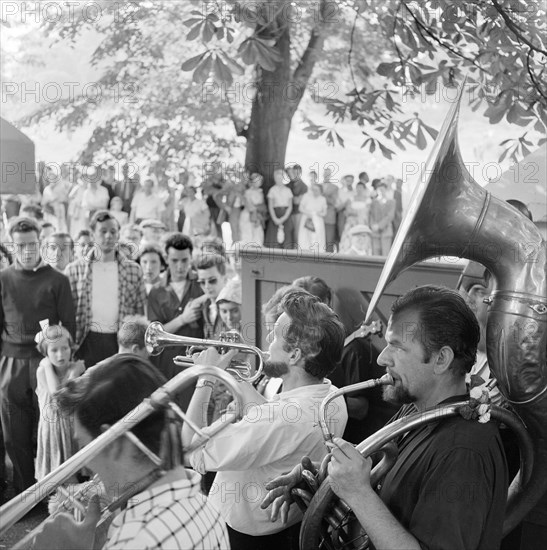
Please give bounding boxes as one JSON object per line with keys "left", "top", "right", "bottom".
{"left": 244, "top": 3, "right": 292, "bottom": 191}
{"left": 244, "top": 0, "right": 330, "bottom": 192}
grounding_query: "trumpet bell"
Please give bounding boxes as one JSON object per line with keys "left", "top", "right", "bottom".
{"left": 145, "top": 321, "right": 164, "bottom": 356}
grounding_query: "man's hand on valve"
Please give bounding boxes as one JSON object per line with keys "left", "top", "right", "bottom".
{"left": 261, "top": 457, "right": 319, "bottom": 524}
{"left": 326, "top": 437, "right": 374, "bottom": 508}
{"left": 193, "top": 347, "right": 238, "bottom": 371}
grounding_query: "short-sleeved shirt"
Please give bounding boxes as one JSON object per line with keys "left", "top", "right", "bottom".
{"left": 267, "top": 185, "right": 293, "bottom": 208}
{"left": 131, "top": 191, "right": 166, "bottom": 221}
{"left": 379, "top": 395, "right": 508, "bottom": 550}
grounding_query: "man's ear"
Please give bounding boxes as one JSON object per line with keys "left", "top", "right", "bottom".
{"left": 289, "top": 347, "right": 302, "bottom": 365}
{"left": 432, "top": 346, "right": 455, "bottom": 375}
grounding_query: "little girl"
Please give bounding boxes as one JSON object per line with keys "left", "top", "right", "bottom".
{"left": 35, "top": 324, "right": 85, "bottom": 481}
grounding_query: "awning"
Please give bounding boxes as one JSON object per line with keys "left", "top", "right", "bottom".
{"left": 0, "top": 117, "right": 37, "bottom": 194}
{"left": 486, "top": 144, "right": 547, "bottom": 223}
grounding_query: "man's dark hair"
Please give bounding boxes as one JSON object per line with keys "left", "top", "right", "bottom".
{"left": 292, "top": 276, "right": 332, "bottom": 307}
{"left": 391, "top": 285, "right": 480, "bottom": 376}
{"left": 56, "top": 354, "right": 168, "bottom": 457}
{"left": 196, "top": 253, "right": 226, "bottom": 276}
{"left": 358, "top": 171, "right": 369, "bottom": 182}
{"left": 8, "top": 216, "right": 40, "bottom": 238}
{"left": 280, "top": 289, "right": 345, "bottom": 379}
{"left": 90, "top": 210, "right": 120, "bottom": 231}
{"left": 164, "top": 232, "right": 193, "bottom": 255}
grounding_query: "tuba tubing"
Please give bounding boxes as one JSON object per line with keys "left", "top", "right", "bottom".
{"left": 299, "top": 403, "right": 534, "bottom": 550}
{"left": 319, "top": 374, "right": 393, "bottom": 442}
{"left": 364, "top": 82, "right": 547, "bottom": 531}
{"left": 0, "top": 365, "right": 243, "bottom": 536}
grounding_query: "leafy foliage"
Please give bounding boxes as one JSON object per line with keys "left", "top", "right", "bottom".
{"left": 8, "top": 0, "right": 546, "bottom": 172}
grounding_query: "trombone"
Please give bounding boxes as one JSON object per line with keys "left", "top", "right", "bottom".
{"left": 145, "top": 321, "right": 266, "bottom": 382}
{"left": 0, "top": 365, "right": 245, "bottom": 543}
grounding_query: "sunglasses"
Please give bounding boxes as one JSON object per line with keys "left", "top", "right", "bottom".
{"left": 198, "top": 277, "right": 219, "bottom": 286}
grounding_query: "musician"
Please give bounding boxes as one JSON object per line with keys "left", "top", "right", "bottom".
{"left": 263, "top": 285, "right": 508, "bottom": 550}
{"left": 457, "top": 261, "right": 504, "bottom": 406}
{"left": 32, "top": 354, "right": 229, "bottom": 550}
{"left": 183, "top": 289, "right": 348, "bottom": 550}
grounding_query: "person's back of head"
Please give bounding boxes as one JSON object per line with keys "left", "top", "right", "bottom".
{"left": 117, "top": 315, "right": 150, "bottom": 357}
{"left": 262, "top": 285, "right": 295, "bottom": 329}
{"left": 391, "top": 285, "right": 480, "bottom": 377}
{"left": 280, "top": 288, "right": 345, "bottom": 379}
{"left": 56, "top": 354, "right": 167, "bottom": 458}
{"left": 292, "top": 276, "right": 332, "bottom": 307}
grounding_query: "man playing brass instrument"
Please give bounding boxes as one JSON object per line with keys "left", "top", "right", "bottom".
{"left": 263, "top": 285, "right": 508, "bottom": 550}
{"left": 32, "top": 354, "right": 229, "bottom": 550}
{"left": 183, "top": 289, "right": 348, "bottom": 550}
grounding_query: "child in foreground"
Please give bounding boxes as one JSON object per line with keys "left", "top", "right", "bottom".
{"left": 35, "top": 324, "right": 85, "bottom": 481}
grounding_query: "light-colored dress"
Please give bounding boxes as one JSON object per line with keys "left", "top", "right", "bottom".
{"left": 181, "top": 197, "right": 212, "bottom": 237}
{"left": 339, "top": 198, "right": 370, "bottom": 252}
{"left": 264, "top": 185, "right": 294, "bottom": 248}
{"left": 239, "top": 188, "right": 265, "bottom": 246}
{"left": 298, "top": 192, "right": 327, "bottom": 252}
{"left": 35, "top": 359, "right": 85, "bottom": 481}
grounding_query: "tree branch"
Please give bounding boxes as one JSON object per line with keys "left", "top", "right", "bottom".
{"left": 348, "top": 10, "right": 363, "bottom": 101}
{"left": 491, "top": 0, "right": 547, "bottom": 57}
{"left": 526, "top": 50, "right": 547, "bottom": 101}
{"left": 290, "top": 0, "right": 331, "bottom": 115}
{"left": 401, "top": 2, "right": 488, "bottom": 73}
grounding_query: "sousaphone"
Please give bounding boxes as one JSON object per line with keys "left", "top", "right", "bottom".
{"left": 299, "top": 83, "right": 547, "bottom": 549}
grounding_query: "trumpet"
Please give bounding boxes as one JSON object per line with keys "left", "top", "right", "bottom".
{"left": 0, "top": 365, "right": 245, "bottom": 542}
{"left": 145, "top": 321, "right": 266, "bottom": 382}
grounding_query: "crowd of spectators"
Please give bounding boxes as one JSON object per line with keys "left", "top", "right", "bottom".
{"left": 0, "top": 206, "right": 243, "bottom": 500}
{"left": 0, "top": 159, "right": 402, "bottom": 503}
{"left": 1, "top": 162, "right": 402, "bottom": 259}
